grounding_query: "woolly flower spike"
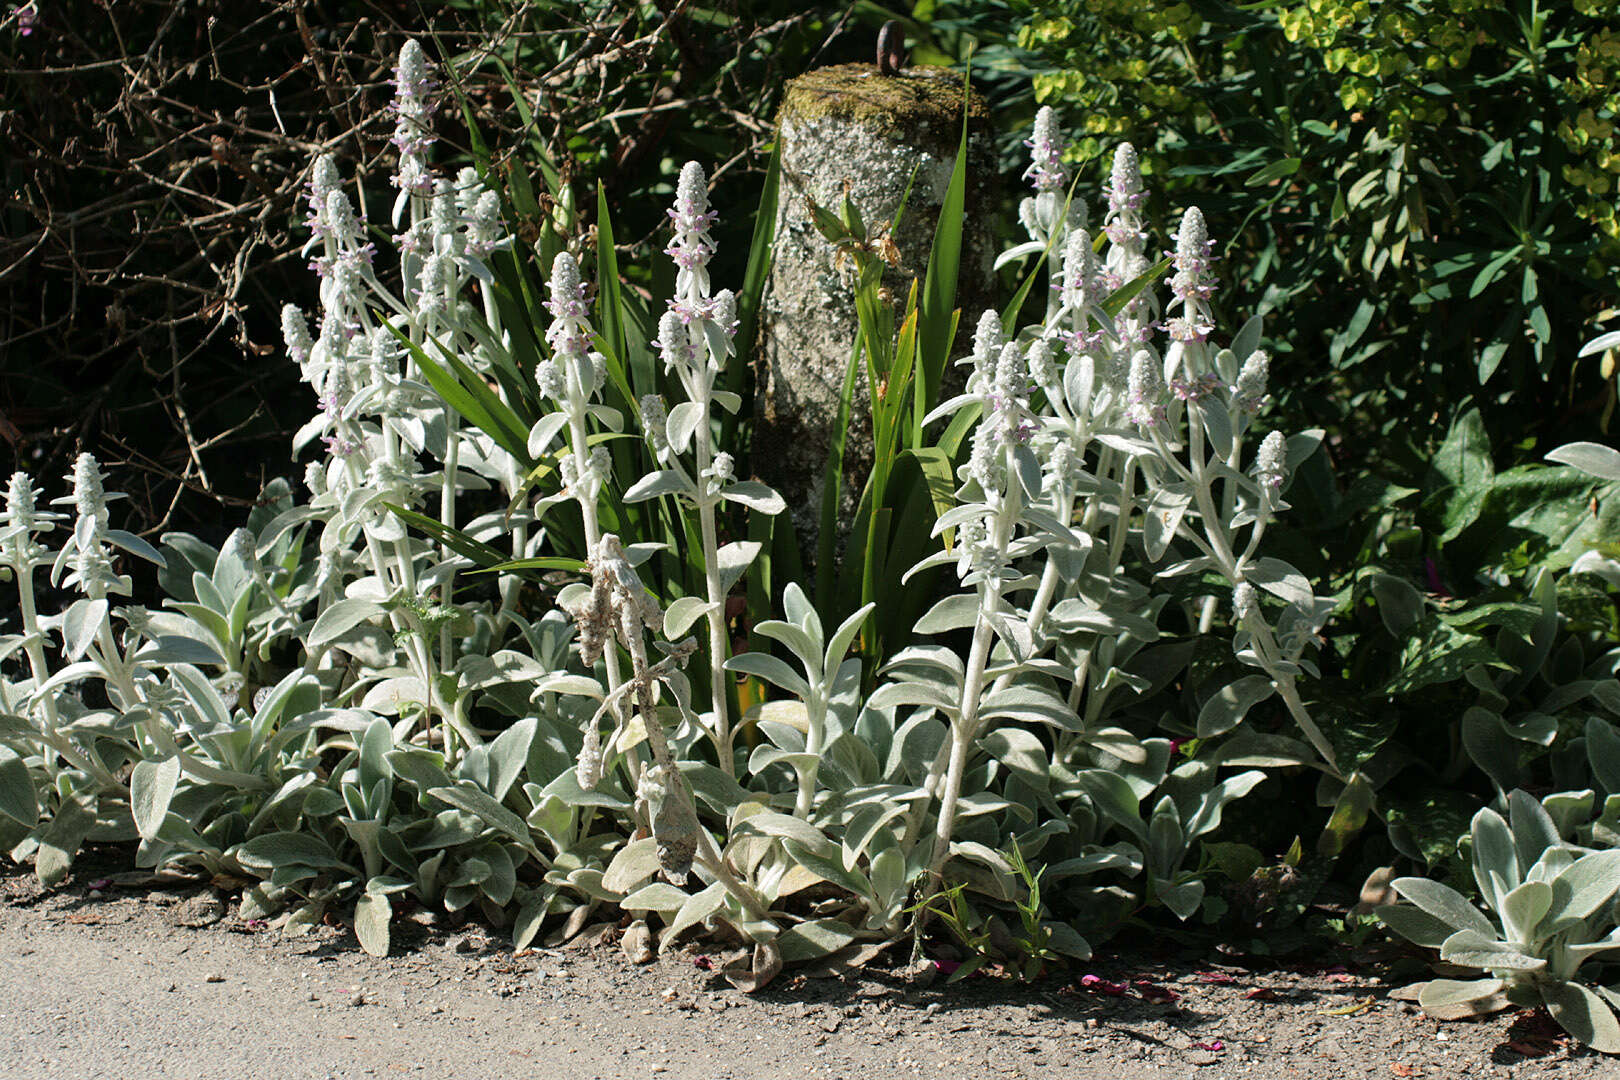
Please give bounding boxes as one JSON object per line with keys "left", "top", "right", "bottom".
{"left": 656, "top": 310, "right": 698, "bottom": 374}
{"left": 1106, "top": 143, "right": 1145, "bottom": 217}
{"left": 416, "top": 252, "right": 453, "bottom": 319}
{"left": 5, "top": 471, "right": 37, "bottom": 529}
{"left": 394, "top": 40, "right": 437, "bottom": 117}
{"left": 535, "top": 358, "right": 564, "bottom": 401}
{"left": 967, "top": 424, "right": 1007, "bottom": 494}
{"left": 1168, "top": 206, "right": 1217, "bottom": 321}
{"left": 1027, "top": 338, "right": 1057, "bottom": 390}
{"left": 1023, "top": 106, "right": 1067, "bottom": 193}
{"left": 1234, "top": 350, "right": 1270, "bottom": 412}
{"left": 467, "top": 191, "right": 507, "bottom": 258}
{"left": 1060, "top": 228, "right": 1101, "bottom": 314}
{"left": 709, "top": 289, "right": 738, "bottom": 340}
{"left": 282, "top": 305, "right": 314, "bottom": 366}
{"left": 454, "top": 167, "right": 482, "bottom": 210}
{"left": 390, "top": 40, "right": 439, "bottom": 222}
{"left": 429, "top": 181, "right": 459, "bottom": 247}
{"left": 575, "top": 720, "right": 603, "bottom": 792}
{"left": 641, "top": 395, "right": 670, "bottom": 454}
{"left": 965, "top": 309, "right": 1005, "bottom": 395}
{"left": 1255, "top": 430, "right": 1288, "bottom": 491}
{"left": 1233, "top": 581, "right": 1258, "bottom": 621}
{"left": 990, "top": 342, "right": 1037, "bottom": 443}
{"left": 666, "top": 161, "right": 718, "bottom": 307}
{"left": 1124, "top": 349, "right": 1163, "bottom": 427}
{"left": 323, "top": 189, "right": 362, "bottom": 245}
{"left": 544, "top": 253, "right": 594, "bottom": 368}
{"left": 71, "top": 452, "right": 109, "bottom": 522}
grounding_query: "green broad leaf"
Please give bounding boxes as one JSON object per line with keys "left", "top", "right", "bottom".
{"left": 354, "top": 887, "right": 392, "bottom": 958}
{"left": 426, "top": 784, "right": 535, "bottom": 851}
{"left": 664, "top": 881, "right": 727, "bottom": 944}
{"left": 602, "top": 837, "right": 662, "bottom": 896}
{"left": 309, "top": 598, "right": 388, "bottom": 650}
{"left": 0, "top": 746, "right": 38, "bottom": 827}
{"left": 1470, "top": 805, "right": 1520, "bottom": 915}
{"left": 1386, "top": 616, "right": 1503, "bottom": 695}
{"left": 720, "top": 481, "right": 787, "bottom": 516}
{"left": 1196, "top": 675, "right": 1275, "bottom": 739}
{"left": 784, "top": 837, "right": 873, "bottom": 900}
{"left": 735, "top": 811, "right": 835, "bottom": 854}
{"left": 1417, "top": 977, "right": 1508, "bottom": 1013}
{"left": 979, "top": 728, "right": 1051, "bottom": 794}
{"left": 1551, "top": 850, "right": 1620, "bottom": 923}
{"left": 1369, "top": 573, "right": 1425, "bottom": 639}
{"left": 61, "top": 598, "right": 107, "bottom": 662}
{"left": 33, "top": 794, "right": 96, "bottom": 886}
{"left": 1499, "top": 880, "right": 1553, "bottom": 943}
{"left": 914, "top": 593, "right": 979, "bottom": 635}
{"left": 776, "top": 918, "right": 863, "bottom": 964}
{"left": 1440, "top": 928, "right": 1544, "bottom": 972}
{"left": 1392, "top": 877, "right": 1496, "bottom": 938}
{"left": 715, "top": 540, "right": 762, "bottom": 597}
{"left": 1317, "top": 771, "right": 1375, "bottom": 858}
{"left": 512, "top": 887, "right": 557, "bottom": 951}
{"left": 623, "top": 469, "right": 697, "bottom": 503}
{"left": 663, "top": 597, "right": 719, "bottom": 642}
{"left": 130, "top": 756, "right": 181, "bottom": 841}
{"left": 620, "top": 882, "right": 690, "bottom": 917}
{"left": 1076, "top": 769, "right": 1147, "bottom": 843}
{"left": 724, "top": 653, "right": 810, "bottom": 700}
{"left": 1245, "top": 157, "right": 1302, "bottom": 187}
{"left": 1377, "top": 903, "right": 1457, "bottom": 948}
{"left": 487, "top": 717, "right": 536, "bottom": 802}
{"left": 1543, "top": 980, "right": 1620, "bottom": 1053}
{"left": 1547, "top": 441, "right": 1620, "bottom": 483}
{"left": 1386, "top": 790, "right": 1480, "bottom": 868}
{"left": 235, "top": 831, "right": 348, "bottom": 872}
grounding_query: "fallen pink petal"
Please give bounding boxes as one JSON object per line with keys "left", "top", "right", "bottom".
{"left": 1134, "top": 980, "right": 1180, "bottom": 1004}
{"left": 1080, "top": 974, "right": 1130, "bottom": 996}
{"left": 1198, "top": 971, "right": 1237, "bottom": 985}
{"left": 1193, "top": 1040, "right": 1225, "bottom": 1052}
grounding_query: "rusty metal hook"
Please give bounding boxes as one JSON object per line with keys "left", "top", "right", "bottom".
{"left": 877, "top": 20, "right": 905, "bottom": 76}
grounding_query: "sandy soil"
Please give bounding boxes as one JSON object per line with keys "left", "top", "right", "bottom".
{"left": 0, "top": 856, "right": 1614, "bottom": 1080}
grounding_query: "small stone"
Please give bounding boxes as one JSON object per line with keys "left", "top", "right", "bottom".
{"left": 453, "top": 935, "right": 477, "bottom": 954}
{"left": 204, "top": 974, "right": 226, "bottom": 984}
{"left": 1086, "top": 1018, "right": 1099, "bottom": 1030}
{"left": 622, "top": 921, "right": 656, "bottom": 966}
{"left": 169, "top": 893, "right": 226, "bottom": 929}
{"left": 428, "top": 1005, "right": 444, "bottom": 1015}
{"left": 1188, "top": 1052, "right": 1220, "bottom": 1067}
{"left": 87, "top": 890, "right": 103, "bottom": 900}
{"left": 349, "top": 991, "right": 367, "bottom": 1007}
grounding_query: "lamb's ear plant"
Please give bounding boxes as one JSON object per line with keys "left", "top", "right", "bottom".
{"left": 1378, "top": 789, "right": 1620, "bottom": 1053}
{"left": 626, "top": 162, "right": 786, "bottom": 776}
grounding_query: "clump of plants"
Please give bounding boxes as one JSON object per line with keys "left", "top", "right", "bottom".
{"left": 3, "top": 37, "right": 1619, "bottom": 1054}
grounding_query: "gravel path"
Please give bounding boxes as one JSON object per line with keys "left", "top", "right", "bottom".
{"left": 0, "top": 860, "right": 1612, "bottom": 1080}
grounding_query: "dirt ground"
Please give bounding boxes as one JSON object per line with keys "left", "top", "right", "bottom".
{"left": 1, "top": 854, "right": 1615, "bottom": 1080}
